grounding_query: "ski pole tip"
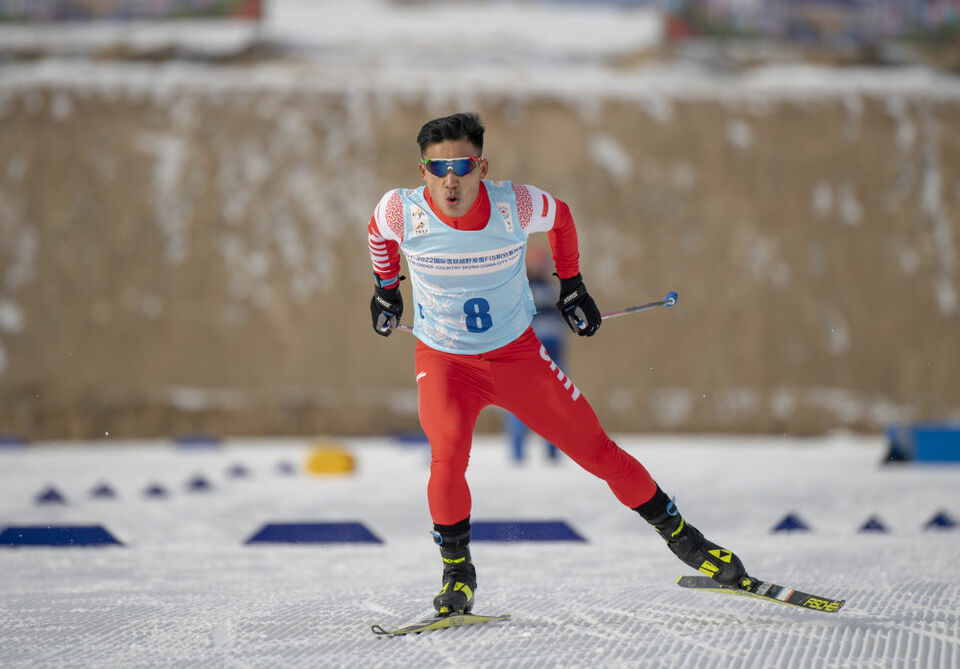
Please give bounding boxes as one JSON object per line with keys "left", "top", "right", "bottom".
{"left": 664, "top": 291, "right": 678, "bottom": 306}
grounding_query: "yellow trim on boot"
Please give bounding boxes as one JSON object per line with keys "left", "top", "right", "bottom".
{"left": 699, "top": 560, "right": 720, "bottom": 577}
{"left": 654, "top": 517, "right": 685, "bottom": 539}
{"left": 454, "top": 582, "right": 473, "bottom": 601}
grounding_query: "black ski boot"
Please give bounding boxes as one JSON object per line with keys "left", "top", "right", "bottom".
{"left": 635, "top": 487, "right": 749, "bottom": 588}
{"left": 431, "top": 520, "right": 477, "bottom": 616}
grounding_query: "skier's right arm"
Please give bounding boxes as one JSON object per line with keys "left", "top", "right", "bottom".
{"left": 368, "top": 191, "right": 404, "bottom": 336}
{"left": 370, "top": 274, "right": 403, "bottom": 337}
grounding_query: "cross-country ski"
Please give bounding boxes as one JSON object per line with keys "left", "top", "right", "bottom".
{"left": 677, "top": 576, "right": 846, "bottom": 613}
{"left": 371, "top": 613, "right": 511, "bottom": 637}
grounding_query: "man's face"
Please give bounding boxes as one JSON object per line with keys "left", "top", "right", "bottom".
{"left": 419, "top": 138, "right": 488, "bottom": 218}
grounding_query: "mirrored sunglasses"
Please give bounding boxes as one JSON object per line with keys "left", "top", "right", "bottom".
{"left": 421, "top": 156, "right": 481, "bottom": 178}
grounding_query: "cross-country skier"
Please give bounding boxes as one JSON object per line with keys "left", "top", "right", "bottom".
{"left": 368, "top": 112, "right": 749, "bottom": 616}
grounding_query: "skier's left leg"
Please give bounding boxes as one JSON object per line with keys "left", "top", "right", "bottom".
{"left": 488, "top": 328, "right": 657, "bottom": 508}
{"left": 491, "top": 329, "right": 749, "bottom": 587}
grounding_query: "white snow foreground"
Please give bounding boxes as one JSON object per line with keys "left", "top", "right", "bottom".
{"left": 1, "top": 434, "right": 959, "bottom": 667}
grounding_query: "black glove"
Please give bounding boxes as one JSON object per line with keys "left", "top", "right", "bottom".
{"left": 370, "top": 277, "right": 404, "bottom": 337}
{"left": 556, "top": 273, "right": 602, "bottom": 336}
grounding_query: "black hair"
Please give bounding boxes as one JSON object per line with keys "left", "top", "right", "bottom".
{"left": 416, "top": 112, "right": 485, "bottom": 156}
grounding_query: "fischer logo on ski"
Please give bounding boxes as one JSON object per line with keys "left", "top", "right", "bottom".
{"left": 677, "top": 575, "right": 845, "bottom": 614}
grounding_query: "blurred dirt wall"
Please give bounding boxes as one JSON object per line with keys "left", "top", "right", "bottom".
{"left": 1, "top": 73, "right": 958, "bottom": 438}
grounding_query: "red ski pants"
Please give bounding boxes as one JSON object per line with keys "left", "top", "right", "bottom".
{"left": 415, "top": 327, "right": 657, "bottom": 525}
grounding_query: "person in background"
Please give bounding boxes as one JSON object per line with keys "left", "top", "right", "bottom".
{"left": 503, "top": 243, "right": 566, "bottom": 462}
{"left": 367, "top": 112, "right": 749, "bottom": 617}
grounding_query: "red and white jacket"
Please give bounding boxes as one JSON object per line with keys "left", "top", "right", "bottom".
{"left": 368, "top": 182, "right": 581, "bottom": 289}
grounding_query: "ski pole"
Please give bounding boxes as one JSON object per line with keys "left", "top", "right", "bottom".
{"left": 598, "top": 290, "right": 678, "bottom": 321}
{"left": 393, "top": 291, "right": 678, "bottom": 334}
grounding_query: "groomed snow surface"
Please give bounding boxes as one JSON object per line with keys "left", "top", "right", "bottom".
{"left": 2, "top": 434, "right": 959, "bottom": 668}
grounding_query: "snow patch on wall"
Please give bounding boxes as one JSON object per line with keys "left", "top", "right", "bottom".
{"left": 588, "top": 133, "right": 632, "bottom": 183}
{"left": 739, "top": 233, "right": 791, "bottom": 287}
{"left": 650, "top": 387, "right": 693, "bottom": 428}
{"left": 837, "top": 182, "right": 862, "bottom": 226}
{"left": 203, "top": 97, "right": 380, "bottom": 313}
{"left": 769, "top": 388, "right": 797, "bottom": 420}
{"left": 135, "top": 131, "right": 192, "bottom": 266}
{"left": 920, "top": 110, "right": 958, "bottom": 316}
{"left": 0, "top": 183, "right": 37, "bottom": 295}
{"left": 639, "top": 96, "right": 673, "bottom": 123}
{"left": 50, "top": 91, "right": 73, "bottom": 121}
{"left": 890, "top": 236, "right": 921, "bottom": 275}
{"left": 607, "top": 387, "right": 636, "bottom": 413}
{"left": 715, "top": 387, "right": 760, "bottom": 423}
{"left": 650, "top": 385, "right": 919, "bottom": 428}
{"left": 812, "top": 181, "right": 833, "bottom": 219}
{"left": 0, "top": 299, "right": 24, "bottom": 333}
{"left": 168, "top": 386, "right": 246, "bottom": 412}
{"left": 803, "top": 386, "right": 916, "bottom": 425}
{"left": 811, "top": 180, "right": 861, "bottom": 225}
{"left": 726, "top": 118, "right": 753, "bottom": 149}
{"left": 218, "top": 139, "right": 271, "bottom": 225}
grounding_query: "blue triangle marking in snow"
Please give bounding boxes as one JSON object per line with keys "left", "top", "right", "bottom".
{"left": 90, "top": 483, "right": 117, "bottom": 499}
{"left": 859, "top": 516, "right": 889, "bottom": 532}
{"left": 143, "top": 483, "right": 168, "bottom": 498}
{"left": 245, "top": 522, "right": 383, "bottom": 544}
{"left": 35, "top": 487, "right": 67, "bottom": 505}
{"left": 227, "top": 464, "right": 250, "bottom": 478}
{"left": 186, "top": 475, "right": 212, "bottom": 491}
{"left": 471, "top": 520, "right": 587, "bottom": 542}
{"left": 772, "top": 513, "right": 810, "bottom": 532}
{"left": 1, "top": 525, "right": 123, "bottom": 547}
{"left": 925, "top": 511, "right": 957, "bottom": 529}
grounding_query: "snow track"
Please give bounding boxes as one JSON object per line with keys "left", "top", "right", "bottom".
{"left": 2, "top": 435, "right": 958, "bottom": 667}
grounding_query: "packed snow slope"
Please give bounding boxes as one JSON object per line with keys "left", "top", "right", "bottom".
{"left": 2, "top": 434, "right": 959, "bottom": 667}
